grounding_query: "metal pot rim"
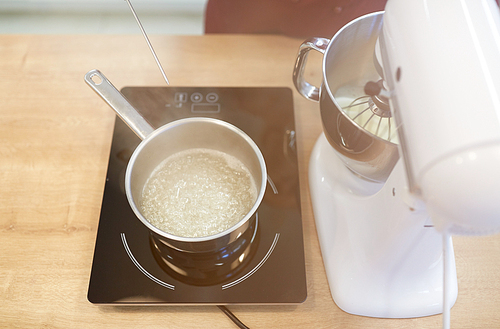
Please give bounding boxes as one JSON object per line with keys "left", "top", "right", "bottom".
{"left": 125, "top": 117, "right": 267, "bottom": 243}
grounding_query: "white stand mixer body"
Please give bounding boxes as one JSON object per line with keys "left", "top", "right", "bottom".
{"left": 310, "top": 133, "right": 458, "bottom": 318}
{"left": 298, "top": 0, "right": 500, "bottom": 319}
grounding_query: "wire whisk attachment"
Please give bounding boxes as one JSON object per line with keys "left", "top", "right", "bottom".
{"left": 340, "top": 80, "right": 397, "bottom": 143}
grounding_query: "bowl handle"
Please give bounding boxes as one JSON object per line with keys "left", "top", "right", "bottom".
{"left": 292, "top": 37, "right": 329, "bottom": 102}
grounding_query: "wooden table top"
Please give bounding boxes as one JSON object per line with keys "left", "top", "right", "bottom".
{"left": 0, "top": 34, "right": 499, "bottom": 328}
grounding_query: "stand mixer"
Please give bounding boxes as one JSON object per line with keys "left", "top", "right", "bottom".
{"left": 294, "top": 0, "right": 500, "bottom": 323}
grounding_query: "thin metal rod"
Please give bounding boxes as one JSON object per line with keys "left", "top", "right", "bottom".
{"left": 375, "top": 116, "right": 383, "bottom": 136}
{"left": 351, "top": 106, "right": 371, "bottom": 121}
{"left": 125, "top": 0, "right": 170, "bottom": 85}
{"left": 387, "top": 117, "right": 392, "bottom": 141}
{"left": 362, "top": 112, "right": 376, "bottom": 129}
{"left": 344, "top": 96, "right": 370, "bottom": 109}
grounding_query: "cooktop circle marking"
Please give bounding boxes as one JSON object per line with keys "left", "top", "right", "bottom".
{"left": 267, "top": 175, "right": 279, "bottom": 195}
{"left": 221, "top": 232, "right": 280, "bottom": 290}
{"left": 121, "top": 233, "right": 175, "bottom": 290}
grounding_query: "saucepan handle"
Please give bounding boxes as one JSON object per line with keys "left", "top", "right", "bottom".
{"left": 84, "top": 69, "right": 155, "bottom": 140}
{"left": 292, "top": 37, "right": 330, "bottom": 102}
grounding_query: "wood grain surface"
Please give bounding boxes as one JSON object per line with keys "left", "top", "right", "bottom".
{"left": 0, "top": 34, "right": 499, "bottom": 328}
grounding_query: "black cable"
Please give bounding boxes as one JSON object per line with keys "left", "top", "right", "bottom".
{"left": 217, "top": 305, "right": 250, "bottom": 329}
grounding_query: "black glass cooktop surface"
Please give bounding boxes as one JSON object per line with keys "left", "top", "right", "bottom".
{"left": 87, "top": 86, "right": 307, "bottom": 304}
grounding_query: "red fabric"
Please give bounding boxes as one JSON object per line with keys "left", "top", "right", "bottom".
{"left": 204, "top": 0, "right": 388, "bottom": 38}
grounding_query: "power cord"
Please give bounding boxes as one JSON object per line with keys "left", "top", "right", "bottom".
{"left": 217, "top": 305, "right": 250, "bottom": 329}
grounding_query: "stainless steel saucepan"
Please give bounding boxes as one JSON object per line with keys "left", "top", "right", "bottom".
{"left": 84, "top": 69, "right": 267, "bottom": 254}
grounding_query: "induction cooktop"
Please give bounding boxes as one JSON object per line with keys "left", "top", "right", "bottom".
{"left": 87, "top": 86, "right": 307, "bottom": 304}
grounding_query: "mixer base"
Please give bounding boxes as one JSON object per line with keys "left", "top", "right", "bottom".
{"left": 309, "top": 133, "right": 458, "bottom": 318}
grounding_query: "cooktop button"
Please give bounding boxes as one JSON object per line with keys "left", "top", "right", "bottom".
{"left": 191, "top": 92, "right": 203, "bottom": 102}
{"left": 206, "top": 93, "right": 219, "bottom": 103}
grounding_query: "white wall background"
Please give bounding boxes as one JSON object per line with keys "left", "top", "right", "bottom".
{"left": 0, "top": 0, "right": 207, "bottom": 34}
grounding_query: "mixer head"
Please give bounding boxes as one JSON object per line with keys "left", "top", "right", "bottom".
{"left": 379, "top": 0, "right": 500, "bottom": 235}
